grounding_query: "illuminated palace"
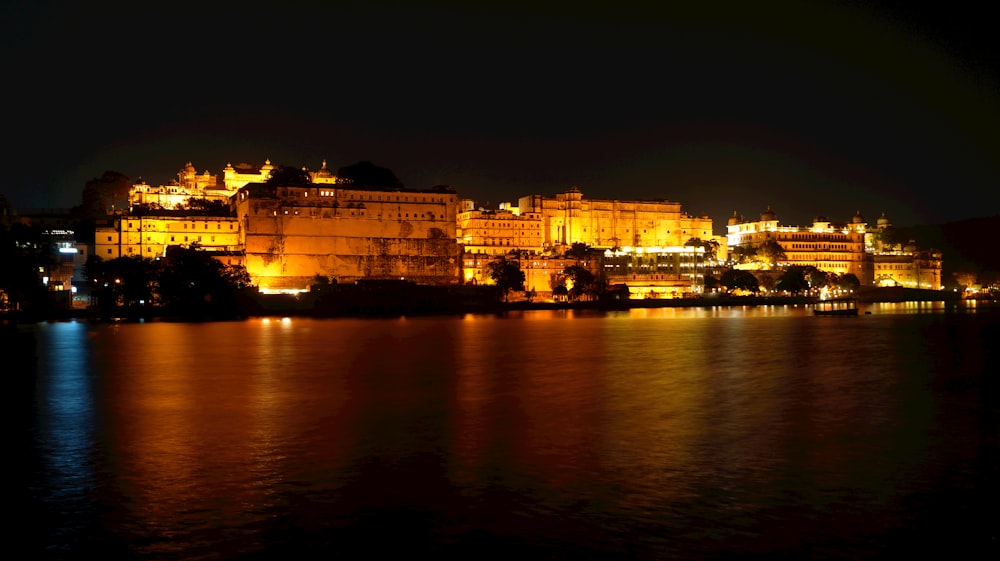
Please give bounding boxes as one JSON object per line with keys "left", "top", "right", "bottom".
{"left": 726, "top": 207, "right": 942, "bottom": 289}
{"left": 129, "top": 159, "right": 339, "bottom": 209}
{"left": 234, "top": 181, "right": 460, "bottom": 292}
{"left": 459, "top": 188, "right": 724, "bottom": 297}
{"left": 97, "top": 160, "right": 285, "bottom": 263}
{"left": 102, "top": 160, "right": 460, "bottom": 292}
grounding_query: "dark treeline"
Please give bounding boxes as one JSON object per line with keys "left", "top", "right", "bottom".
{"left": 84, "top": 246, "right": 252, "bottom": 321}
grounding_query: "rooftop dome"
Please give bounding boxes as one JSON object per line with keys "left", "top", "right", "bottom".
{"left": 877, "top": 212, "right": 891, "bottom": 226}
{"left": 314, "top": 159, "right": 333, "bottom": 178}
{"left": 727, "top": 210, "right": 740, "bottom": 226}
{"left": 761, "top": 205, "right": 777, "bottom": 221}
{"left": 852, "top": 210, "right": 865, "bottom": 224}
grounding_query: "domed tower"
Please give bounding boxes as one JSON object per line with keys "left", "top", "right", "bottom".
{"left": 260, "top": 158, "right": 274, "bottom": 181}
{"left": 178, "top": 161, "right": 198, "bottom": 188}
{"left": 877, "top": 211, "right": 891, "bottom": 230}
{"left": 727, "top": 210, "right": 741, "bottom": 227}
{"left": 759, "top": 205, "right": 779, "bottom": 232}
{"left": 811, "top": 215, "right": 830, "bottom": 232}
{"left": 311, "top": 159, "right": 336, "bottom": 184}
{"left": 850, "top": 210, "right": 867, "bottom": 233}
{"left": 760, "top": 205, "right": 777, "bottom": 222}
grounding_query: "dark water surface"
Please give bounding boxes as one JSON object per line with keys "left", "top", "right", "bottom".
{"left": 14, "top": 302, "right": 1000, "bottom": 559}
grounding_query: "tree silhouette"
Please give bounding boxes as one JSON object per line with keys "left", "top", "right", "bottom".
{"left": 158, "top": 246, "right": 251, "bottom": 319}
{"left": 336, "top": 161, "right": 403, "bottom": 188}
{"left": 775, "top": 267, "right": 809, "bottom": 294}
{"left": 720, "top": 269, "right": 760, "bottom": 293}
{"left": 485, "top": 257, "right": 525, "bottom": 302}
{"left": 836, "top": 273, "right": 860, "bottom": 291}
{"left": 79, "top": 171, "right": 131, "bottom": 216}
{"left": 180, "top": 197, "right": 232, "bottom": 216}
{"left": 266, "top": 166, "right": 312, "bottom": 185}
{"left": 685, "top": 237, "right": 719, "bottom": 261}
{"left": 563, "top": 264, "right": 599, "bottom": 300}
{"left": 566, "top": 242, "right": 592, "bottom": 260}
{"left": 755, "top": 239, "right": 786, "bottom": 268}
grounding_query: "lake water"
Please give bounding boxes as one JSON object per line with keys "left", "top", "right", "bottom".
{"left": 13, "top": 302, "right": 999, "bottom": 560}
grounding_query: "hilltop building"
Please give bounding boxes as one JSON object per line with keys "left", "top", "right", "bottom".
{"left": 517, "top": 188, "right": 716, "bottom": 251}
{"left": 726, "top": 207, "right": 942, "bottom": 289}
{"left": 868, "top": 212, "right": 943, "bottom": 289}
{"left": 460, "top": 189, "right": 721, "bottom": 298}
{"left": 129, "top": 159, "right": 340, "bottom": 210}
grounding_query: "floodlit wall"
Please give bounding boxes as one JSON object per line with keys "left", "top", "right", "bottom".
{"left": 236, "top": 183, "right": 460, "bottom": 291}
{"left": 95, "top": 216, "right": 242, "bottom": 259}
{"left": 517, "top": 188, "right": 714, "bottom": 250}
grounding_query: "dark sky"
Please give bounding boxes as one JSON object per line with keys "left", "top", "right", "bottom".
{"left": 4, "top": 0, "right": 998, "bottom": 232}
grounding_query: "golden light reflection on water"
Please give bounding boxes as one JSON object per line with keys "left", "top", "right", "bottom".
{"left": 29, "top": 304, "right": 994, "bottom": 558}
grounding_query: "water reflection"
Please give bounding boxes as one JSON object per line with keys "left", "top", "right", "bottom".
{"left": 21, "top": 303, "right": 999, "bottom": 559}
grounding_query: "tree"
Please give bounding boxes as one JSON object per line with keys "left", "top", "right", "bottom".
{"left": 703, "top": 273, "right": 720, "bottom": 291}
{"left": 84, "top": 254, "right": 160, "bottom": 312}
{"left": 566, "top": 242, "right": 592, "bottom": 260}
{"left": 180, "top": 197, "right": 232, "bottom": 216}
{"left": 836, "top": 273, "right": 861, "bottom": 291}
{"left": 685, "top": 237, "right": 719, "bottom": 261}
{"left": 804, "top": 266, "right": 829, "bottom": 290}
{"left": 485, "top": 257, "right": 525, "bottom": 302}
{"left": 158, "top": 245, "right": 251, "bottom": 318}
{"left": 552, "top": 284, "right": 569, "bottom": 301}
{"left": 754, "top": 239, "right": 786, "bottom": 268}
{"left": 775, "top": 267, "right": 809, "bottom": 294}
{"left": 129, "top": 202, "right": 164, "bottom": 216}
{"left": 562, "top": 264, "right": 600, "bottom": 300}
{"left": 719, "top": 269, "right": 760, "bottom": 293}
{"left": 266, "top": 165, "right": 312, "bottom": 186}
{"left": 78, "top": 171, "right": 131, "bottom": 216}
{"left": 336, "top": 161, "right": 403, "bottom": 188}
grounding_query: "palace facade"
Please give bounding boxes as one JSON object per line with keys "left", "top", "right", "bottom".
{"left": 234, "top": 181, "right": 460, "bottom": 292}
{"left": 459, "top": 189, "right": 722, "bottom": 297}
{"left": 93, "top": 158, "right": 946, "bottom": 297}
{"left": 726, "top": 207, "right": 942, "bottom": 289}
{"left": 95, "top": 215, "right": 243, "bottom": 263}
{"left": 129, "top": 159, "right": 340, "bottom": 210}
{"left": 518, "top": 188, "right": 716, "bottom": 250}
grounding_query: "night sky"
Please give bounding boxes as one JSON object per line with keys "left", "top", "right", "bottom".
{"left": 4, "top": 0, "right": 998, "bottom": 232}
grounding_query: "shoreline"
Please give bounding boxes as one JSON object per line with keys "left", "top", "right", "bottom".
{"left": 4, "top": 287, "right": 983, "bottom": 324}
